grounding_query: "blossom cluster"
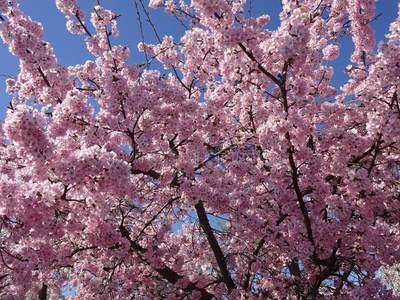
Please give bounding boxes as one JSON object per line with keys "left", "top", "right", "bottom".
{"left": 0, "top": 0, "right": 399, "bottom": 299}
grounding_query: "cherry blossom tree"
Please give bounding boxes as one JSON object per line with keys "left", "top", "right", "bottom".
{"left": 0, "top": 0, "right": 400, "bottom": 299}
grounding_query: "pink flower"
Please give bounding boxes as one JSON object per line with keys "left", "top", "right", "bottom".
{"left": 149, "top": 0, "right": 163, "bottom": 9}
{"left": 322, "top": 44, "right": 340, "bottom": 61}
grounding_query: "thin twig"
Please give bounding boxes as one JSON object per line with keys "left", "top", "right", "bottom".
{"left": 75, "top": 13, "right": 92, "bottom": 37}
{"left": 134, "top": 0, "right": 150, "bottom": 69}
{"left": 195, "top": 144, "right": 236, "bottom": 171}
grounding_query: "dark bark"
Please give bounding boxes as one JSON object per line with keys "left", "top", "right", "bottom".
{"left": 119, "top": 224, "right": 214, "bottom": 300}
{"left": 195, "top": 201, "right": 236, "bottom": 292}
{"left": 38, "top": 283, "right": 47, "bottom": 300}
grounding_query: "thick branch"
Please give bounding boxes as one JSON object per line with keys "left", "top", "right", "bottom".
{"left": 237, "top": 43, "right": 281, "bottom": 87}
{"left": 38, "top": 283, "right": 47, "bottom": 300}
{"left": 325, "top": 133, "right": 383, "bottom": 183}
{"left": 238, "top": 43, "right": 290, "bottom": 112}
{"left": 286, "top": 139, "right": 315, "bottom": 246}
{"left": 389, "top": 90, "right": 400, "bottom": 118}
{"left": 131, "top": 168, "right": 161, "bottom": 180}
{"left": 243, "top": 238, "right": 265, "bottom": 291}
{"left": 288, "top": 257, "right": 302, "bottom": 278}
{"left": 367, "top": 134, "right": 383, "bottom": 176}
{"left": 119, "top": 224, "right": 214, "bottom": 299}
{"left": 195, "top": 201, "right": 236, "bottom": 292}
{"left": 348, "top": 133, "right": 382, "bottom": 167}
{"left": 66, "top": 245, "right": 97, "bottom": 258}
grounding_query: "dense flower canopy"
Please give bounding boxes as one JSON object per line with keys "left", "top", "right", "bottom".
{"left": 0, "top": 0, "right": 400, "bottom": 299}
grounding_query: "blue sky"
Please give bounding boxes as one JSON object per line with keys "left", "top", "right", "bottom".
{"left": 0, "top": 0, "right": 398, "bottom": 117}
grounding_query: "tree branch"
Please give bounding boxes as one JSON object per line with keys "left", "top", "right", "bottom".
{"left": 195, "top": 201, "right": 236, "bottom": 292}
{"left": 75, "top": 13, "right": 92, "bottom": 37}
{"left": 243, "top": 238, "right": 265, "bottom": 291}
{"left": 131, "top": 168, "right": 161, "bottom": 180}
{"left": 325, "top": 133, "right": 384, "bottom": 183}
{"left": 66, "top": 245, "right": 98, "bottom": 258}
{"left": 286, "top": 138, "right": 315, "bottom": 246}
{"left": 38, "top": 67, "right": 51, "bottom": 87}
{"left": 367, "top": 133, "right": 383, "bottom": 176}
{"left": 38, "top": 283, "right": 47, "bottom": 300}
{"left": 136, "top": 196, "right": 180, "bottom": 239}
{"left": 237, "top": 43, "right": 281, "bottom": 87}
{"left": 195, "top": 144, "right": 236, "bottom": 171}
{"left": 119, "top": 224, "right": 214, "bottom": 299}
{"left": 348, "top": 133, "right": 382, "bottom": 166}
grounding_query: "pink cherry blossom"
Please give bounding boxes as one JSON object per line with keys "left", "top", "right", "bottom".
{"left": 0, "top": 0, "right": 400, "bottom": 299}
{"left": 149, "top": 0, "right": 163, "bottom": 9}
{"left": 322, "top": 44, "right": 340, "bottom": 61}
